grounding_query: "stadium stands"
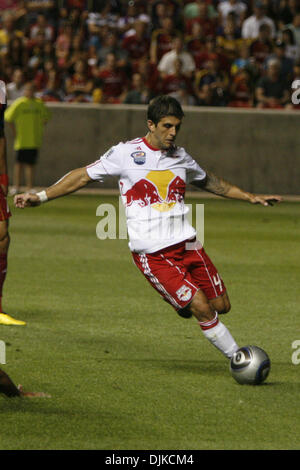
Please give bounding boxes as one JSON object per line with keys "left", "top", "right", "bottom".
{"left": 0, "top": 0, "right": 299, "bottom": 108}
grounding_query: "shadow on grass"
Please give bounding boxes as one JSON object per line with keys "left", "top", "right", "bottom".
{"left": 97, "top": 356, "right": 227, "bottom": 376}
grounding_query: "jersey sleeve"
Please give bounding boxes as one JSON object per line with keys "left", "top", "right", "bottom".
{"left": 86, "top": 143, "right": 123, "bottom": 182}
{"left": 185, "top": 152, "right": 207, "bottom": 184}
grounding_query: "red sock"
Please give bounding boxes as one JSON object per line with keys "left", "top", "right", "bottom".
{"left": 0, "top": 253, "right": 8, "bottom": 311}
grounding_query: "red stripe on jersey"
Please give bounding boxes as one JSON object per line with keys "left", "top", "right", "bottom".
{"left": 142, "top": 137, "right": 160, "bottom": 151}
{"left": 86, "top": 159, "right": 102, "bottom": 169}
{"left": 127, "top": 138, "right": 143, "bottom": 144}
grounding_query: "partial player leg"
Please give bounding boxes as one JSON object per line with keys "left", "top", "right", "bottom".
{"left": 188, "top": 290, "right": 238, "bottom": 359}
{"left": 0, "top": 219, "right": 10, "bottom": 312}
{"left": 132, "top": 245, "right": 238, "bottom": 359}
{"left": 0, "top": 220, "right": 26, "bottom": 325}
{"left": 24, "top": 163, "right": 35, "bottom": 191}
{"left": 181, "top": 244, "right": 238, "bottom": 357}
{"left": 209, "top": 292, "right": 231, "bottom": 315}
{"left": 11, "top": 161, "right": 22, "bottom": 194}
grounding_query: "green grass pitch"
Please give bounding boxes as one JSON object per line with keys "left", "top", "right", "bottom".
{"left": 0, "top": 194, "right": 299, "bottom": 450}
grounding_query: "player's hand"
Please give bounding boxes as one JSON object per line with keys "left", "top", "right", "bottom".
{"left": 0, "top": 369, "right": 51, "bottom": 398}
{"left": 18, "top": 385, "right": 51, "bottom": 398}
{"left": 14, "top": 193, "right": 41, "bottom": 208}
{"left": 250, "top": 195, "right": 282, "bottom": 207}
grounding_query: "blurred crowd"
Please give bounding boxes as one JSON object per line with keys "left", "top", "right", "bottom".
{"left": 1, "top": 0, "right": 300, "bottom": 109}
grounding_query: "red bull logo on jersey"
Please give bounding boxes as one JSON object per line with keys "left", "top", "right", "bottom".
{"left": 123, "top": 170, "right": 185, "bottom": 212}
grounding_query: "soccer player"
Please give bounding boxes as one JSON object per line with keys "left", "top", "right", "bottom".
{"left": 0, "top": 81, "right": 25, "bottom": 326}
{"left": 14, "top": 95, "right": 281, "bottom": 359}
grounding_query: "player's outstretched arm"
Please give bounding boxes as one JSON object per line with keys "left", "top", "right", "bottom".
{"left": 194, "top": 171, "right": 282, "bottom": 206}
{"left": 14, "top": 167, "right": 92, "bottom": 208}
{"left": 0, "top": 368, "right": 51, "bottom": 398}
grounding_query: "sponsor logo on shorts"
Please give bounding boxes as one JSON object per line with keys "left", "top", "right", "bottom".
{"left": 176, "top": 285, "right": 192, "bottom": 302}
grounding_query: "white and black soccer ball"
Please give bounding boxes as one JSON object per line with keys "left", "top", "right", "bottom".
{"left": 230, "top": 345, "right": 271, "bottom": 385}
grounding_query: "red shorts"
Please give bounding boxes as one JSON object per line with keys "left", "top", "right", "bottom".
{"left": 0, "top": 187, "right": 11, "bottom": 221}
{"left": 132, "top": 239, "right": 226, "bottom": 311}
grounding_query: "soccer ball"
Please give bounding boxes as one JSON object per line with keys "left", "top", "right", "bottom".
{"left": 230, "top": 345, "right": 271, "bottom": 385}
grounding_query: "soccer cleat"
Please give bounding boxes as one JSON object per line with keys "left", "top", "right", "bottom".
{"left": 0, "top": 313, "right": 26, "bottom": 326}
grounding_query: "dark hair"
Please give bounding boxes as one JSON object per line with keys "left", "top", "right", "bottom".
{"left": 147, "top": 95, "right": 184, "bottom": 125}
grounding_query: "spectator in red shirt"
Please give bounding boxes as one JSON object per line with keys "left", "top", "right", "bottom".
{"left": 228, "top": 68, "right": 254, "bottom": 107}
{"left": 185, "top": 2, "right": 216, "bottom": 37}
{"left": 0, "top": 0, "right": 19, "bottom": 11}
{"left": 161, "top": 56, "right": 194, "bottom": 95}
{"left": 64, "top": 58, "right": 94, "bottom": 102}
{"left": 193, "top": 35, "right": 229, "bottom": 73}
{"left": 98, "top": 52, "right": 128, "bottom": 103}
{"left": 65, "top": 0, "right": 86, "bottom": 10}
{"left": 150, "top": 16, "right": 181, "bottom": 64}
{"left": 55, "top": 22, "right": 73, "bottom": 69}
{"left": 34, "top": 57, "right": 56, "bottom": 91}
{"left": 136, "top": 57, "right": 161, "bottom": 97}
{"left": 122, "top": 20, "right": 150, "bottom": 71}
{"left": 250, "top": 23, "right": 274, "bottom": 67}
{"left": 185, "top": 22, "right": 206, "bottom": 70}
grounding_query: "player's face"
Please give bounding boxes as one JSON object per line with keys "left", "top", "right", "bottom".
{"left": 147, "top": 116, "right": 182, "bottom": 150}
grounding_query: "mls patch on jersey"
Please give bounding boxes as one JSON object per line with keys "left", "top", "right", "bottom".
{"left": 176, "top": 285, "right": 192, "bottom": 302}
{"left": 0, "top": 81, "right": 6, "bottom": 104}
{"left": 131, "top": 151, "right": 146, "bottom": 165}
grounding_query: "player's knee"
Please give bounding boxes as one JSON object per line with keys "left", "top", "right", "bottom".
{"left": 210, "top": 295, "right": 231, "bottom": 315}
{"left": 218, "top": 299, "right": 231, "bottom": 314}
{"left": 189, "top": 294, "right": 215, "bottom": 322}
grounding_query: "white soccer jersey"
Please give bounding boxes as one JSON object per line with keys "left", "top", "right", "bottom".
{"left": 86, "top": 137, "right": 206, "bottom": 253}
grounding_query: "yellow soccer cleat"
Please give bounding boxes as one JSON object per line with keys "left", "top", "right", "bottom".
{"left": 0, "top": 313, "right": 26, "bottom": 326}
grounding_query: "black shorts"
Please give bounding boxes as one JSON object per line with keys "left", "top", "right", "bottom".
{"left": 16, "top": 149, "right": 39, "bottom": 165}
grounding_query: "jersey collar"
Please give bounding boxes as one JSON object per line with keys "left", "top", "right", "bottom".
{"left": 142, "top": 137, "right": 160, "bottom": 152}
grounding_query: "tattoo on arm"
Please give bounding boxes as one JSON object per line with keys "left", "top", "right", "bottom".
{"left": 193, "top": 171, "right": 232, "bottom": 197}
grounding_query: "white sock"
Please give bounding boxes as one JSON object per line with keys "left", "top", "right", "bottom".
{"left": 199, "top": 313, "right": 239, "bottom": 359}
